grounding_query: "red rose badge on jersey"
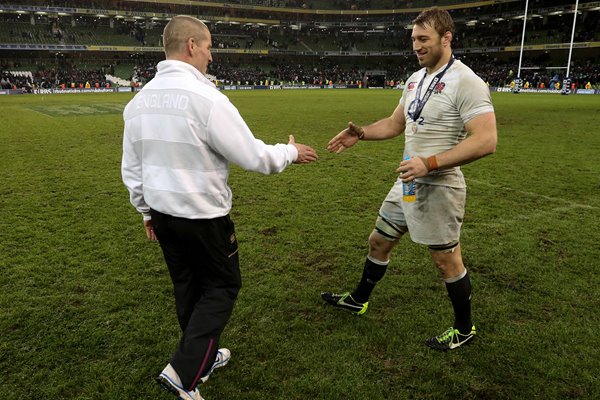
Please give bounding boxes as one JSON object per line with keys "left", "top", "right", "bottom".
{"left": 434, "top": 82, "right": 446, "bottom": 94}
{"left": 407, "top": 82, "right": 416, "bottom": 91}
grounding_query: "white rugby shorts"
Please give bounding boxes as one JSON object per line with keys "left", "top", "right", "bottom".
{"left": 377, "top": 180, "right": 466, "bottom": 246}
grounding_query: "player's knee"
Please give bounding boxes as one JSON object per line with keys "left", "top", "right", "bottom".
{"left": 368, "top": 231, "right": 391, "bottom": 252}
{"left": 368, "top": 233, "right": 396, "bottom": 263}
{"left": 429, "top": 242, "right": 462, "bottom": 278}
{"left": 432, "top": 257, "right": 464, "bottom": 279}
{"left": 432, "top": 259, "right": 448, "bottom": 273}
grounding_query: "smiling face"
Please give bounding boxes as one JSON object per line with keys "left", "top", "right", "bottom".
{"left": 410, "top": 7, "right": 455, "bottom": 74}
{"left": 411, "top": 22, "right": 452, "bottom": 73}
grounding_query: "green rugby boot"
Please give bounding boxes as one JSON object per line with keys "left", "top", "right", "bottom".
{"left": 425, "top": 326, "right": 476, "bottom": 351}
{"left": 321, "top": 291, "right": 368, "bottom": 315}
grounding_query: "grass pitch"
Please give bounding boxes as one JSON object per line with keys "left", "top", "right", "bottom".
{"left": 1, "top": 90, "right": 599, "bottom": 399}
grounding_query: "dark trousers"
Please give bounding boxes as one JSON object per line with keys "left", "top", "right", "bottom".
{"left": 151, "top": 209, "right": 242, "bottom": 390}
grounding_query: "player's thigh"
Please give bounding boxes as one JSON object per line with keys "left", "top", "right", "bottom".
{"left": 405, "top": 184, "right": 466, "bottom": 245}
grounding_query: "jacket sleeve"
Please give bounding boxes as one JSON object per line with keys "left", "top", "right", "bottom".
{"left": 206, "top": 98, "right": 298, "bottom": 174}
{"left": 121, "top": 121, "right": 151, "bottom": 219}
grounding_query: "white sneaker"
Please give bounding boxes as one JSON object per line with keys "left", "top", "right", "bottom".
{"left": 201, "top": 348, "right": 231, "bottom": 383}
{"left": 156, "top": 364, "right": 205, "bottom": 400}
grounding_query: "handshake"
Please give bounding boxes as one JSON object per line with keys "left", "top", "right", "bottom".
{"left": 289, "top": 121, "right": 364, "bottom": 164}
{"left": 288, "top": 134, "right": 318, "bottom": 164}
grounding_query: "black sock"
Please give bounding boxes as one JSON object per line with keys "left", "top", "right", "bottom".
{"left": 445, "top": 270, "right": 472, "bottom": 334}
{"left": 351, "top": 257, "right": 388, "bottom": 303}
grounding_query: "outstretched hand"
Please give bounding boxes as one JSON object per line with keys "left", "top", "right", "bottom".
{"left": 289, "top": 135, "right": 318, "bottom": 164}
{"left": 326, "top": 121, "right": 364, "bottom": 154}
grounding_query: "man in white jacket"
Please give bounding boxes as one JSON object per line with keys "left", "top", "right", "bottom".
{"left": 122, "top": 15, "right": 317, "bottom": 400}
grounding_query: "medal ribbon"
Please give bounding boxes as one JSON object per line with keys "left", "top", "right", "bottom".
{"left": 408, "top": 57, "right": 455, "bottom": 122}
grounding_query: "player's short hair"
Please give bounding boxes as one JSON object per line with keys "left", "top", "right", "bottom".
{"left": 412, "top": 7, "right": 455, "bottom": 38}
{"left": 163, "top": 15, "right": 209, "bottom": 57}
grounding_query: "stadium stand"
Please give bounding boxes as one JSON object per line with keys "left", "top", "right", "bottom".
{"left": 0, "top": 0, "right": 598, "bottom": 91}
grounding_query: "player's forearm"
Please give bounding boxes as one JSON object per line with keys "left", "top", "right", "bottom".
{"left": 431, "top": 131, "right": 496, "bottom": 171}
{"left": 362, "top": 117, "right": 404, "bottom": 141}
{"left": 428, "top": 113, "right": 497, "bottom": 170}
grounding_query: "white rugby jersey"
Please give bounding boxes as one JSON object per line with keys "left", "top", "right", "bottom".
{"left": 122, "top": 60, "right": 298, "bottom": 220}
{"left": 400, "top": 59, "right": 494, "bottom": 187}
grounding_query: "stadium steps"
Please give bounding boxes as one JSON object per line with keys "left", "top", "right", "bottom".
{"left": 106, "top": 74, "right": 131, "bottom": 87}
{"left": 7, "top": 70, "right": 33, "bottom": 80}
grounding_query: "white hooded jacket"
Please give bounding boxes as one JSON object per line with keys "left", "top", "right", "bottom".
{"left": 122, "top": 60, "right": 298, "bottom": 220}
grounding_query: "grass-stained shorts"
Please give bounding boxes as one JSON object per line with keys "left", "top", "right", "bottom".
{"left": 378, "top": 179, "right": 466, "bottom": 246}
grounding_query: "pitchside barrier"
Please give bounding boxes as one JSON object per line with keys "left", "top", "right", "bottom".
{"left": 1, "top": 86, "right": 599, "bottom": 95}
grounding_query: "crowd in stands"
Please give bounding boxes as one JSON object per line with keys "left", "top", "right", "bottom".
{"left": 1, "top": 70, "right": 33, "bottom": 92}
{"left": 115, "top": 21, "right": 147, "bottom": 46}
{"left": 120, "top": 56, "right": 600, "bottom": 89}
{"left": 0, "top": 61, "right": 116, "bottom": 91}
{"left": 466, "top": 58, "right": 600, "bottom": 90}
{"left": 1, "top": 0, "right": 599, "bottom": 91}
{"left": 209, "top": 57, "right": 367, "bottom": 86}
{"left": 33, "top": 66, "right": 110, "bottom": 89}
{"left": 132, "top": 61, "right": 157, "bottom": 84}
{"left": 2, "top": 56, "right": 599, "bottom": 92}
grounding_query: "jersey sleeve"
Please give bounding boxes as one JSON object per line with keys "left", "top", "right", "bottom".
{"left": 455, "top": 73, "right": 494, "bottom": 124}
{"left": 206, "top": 97, "right": 298, "bottom": 175}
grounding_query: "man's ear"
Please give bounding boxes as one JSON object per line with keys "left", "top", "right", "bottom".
{"left": 442, "top": 31, "right": 452, "bottom": 47}
{"left": 185, "top": 37, "right": 195, "bottom": 56}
